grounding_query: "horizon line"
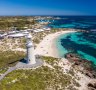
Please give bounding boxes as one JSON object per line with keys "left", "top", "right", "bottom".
{"left": 0, "top": 15, "right": 96, "bottom": 17}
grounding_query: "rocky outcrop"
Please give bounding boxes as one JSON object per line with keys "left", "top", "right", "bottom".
{"left": 65, "top": 53, "right": 96, "bottom": 79}
{"left": 88, "top": 82, "right": 96, "bottom": 90}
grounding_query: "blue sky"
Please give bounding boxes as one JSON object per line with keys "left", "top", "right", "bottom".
{"left": 0, "top": 0, "right": 96, "bottom": 16}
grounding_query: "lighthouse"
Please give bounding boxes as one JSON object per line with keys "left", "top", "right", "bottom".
{"left": 26, "top": 34, "right": 36, "bottom": 64}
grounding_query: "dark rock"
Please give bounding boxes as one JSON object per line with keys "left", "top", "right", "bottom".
{"left": 65, "top": 53, "right": 96, "bottom": 79}
{"left": 88, "top": 82, "right": 96, "bottom": 89}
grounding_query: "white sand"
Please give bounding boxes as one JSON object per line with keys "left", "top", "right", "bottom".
{"left": 35, "top": 30, "right": 76, "bottom": 58}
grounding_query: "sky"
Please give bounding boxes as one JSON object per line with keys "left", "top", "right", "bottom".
{"left": 0, "top": 0, "right": 96, "bottom": 16}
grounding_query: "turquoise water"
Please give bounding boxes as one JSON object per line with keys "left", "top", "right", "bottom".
{"left": 55, "top": 34, "right": 69, "bottom": 57}
{"left": 55, "top": 32, "right": 96, "bottom": 65}
{"left": 44, "top": 16, "right": 96, "bottom": 65}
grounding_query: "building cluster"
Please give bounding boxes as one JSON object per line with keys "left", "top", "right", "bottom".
{"left": 0, "top": 27, "right": 51, "bottom": 39}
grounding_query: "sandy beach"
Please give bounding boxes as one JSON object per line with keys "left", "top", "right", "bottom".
{"left": 35, "top": 30, "right": 76, "bottom": 58}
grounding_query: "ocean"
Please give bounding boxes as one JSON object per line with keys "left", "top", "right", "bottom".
{"left": 48, "top": 16, "right": 96, "bottom": 65}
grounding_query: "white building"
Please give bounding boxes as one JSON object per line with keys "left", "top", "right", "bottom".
{"left": 26, "top": 34, "right": 36, "bottom": 64}
{"left": 8, "top": 33, "right": 25, "bottom": 38}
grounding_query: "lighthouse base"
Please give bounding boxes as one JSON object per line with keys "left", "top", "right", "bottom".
{"left": 16, "top": 58, "right": 43, "bottom": 69}
{"left": 24, "top": 58, "right": 36, "bottom": 65}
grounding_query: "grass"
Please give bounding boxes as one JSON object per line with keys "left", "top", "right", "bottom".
{"left": 0, "top": 56, "right": 73, "bottom": 90}
{"left": 0, "top": 51, "right": 25, "bottom": 68}
{"left": 41, "top": 56, "right": 59, "bottom": 65}
{"left": 0, "top": 68, "right": 8, "bottom": 74}
{"left": 0, "top": 54, "right": 82, "bottom": 90}
{"left": 0, "top": 66, "right": 72, "bottom": 90}
{"left": 33, "top": 38, "right": 40, "bottom": 44}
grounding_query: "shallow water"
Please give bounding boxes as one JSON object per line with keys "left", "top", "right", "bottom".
{"left": 55, "top": 32, "right": 96, "bottom": 64}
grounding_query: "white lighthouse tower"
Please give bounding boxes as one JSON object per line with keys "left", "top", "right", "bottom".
{"left": 26, "top": 34, "right": 36, "bottom": 64}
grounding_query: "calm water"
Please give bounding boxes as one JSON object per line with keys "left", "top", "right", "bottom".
{"left": 48, "top": 16, "right": 96, "bottom": 64}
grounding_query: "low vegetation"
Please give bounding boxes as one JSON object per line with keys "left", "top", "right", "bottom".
{"left": 0, "top": 68, "right": 8, "bottom": 75}
{"left": 41, "top": 56, "right": 59, "bottom": 65}
{"left": 0, "top": 56, "right": 81, "bottom": 90}
{"left": 0, "top": 16, "right": 37, "bottom": 31}
{"left": 0, "top": 66, "right": 72, "bottom": 90}
{"left": 0, "top": 51, "right": 25, "bottom": 68}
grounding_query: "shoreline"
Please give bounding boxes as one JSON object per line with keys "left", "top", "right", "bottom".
{"left": 34, "top": 30, "right": 76, "bottom": 58}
